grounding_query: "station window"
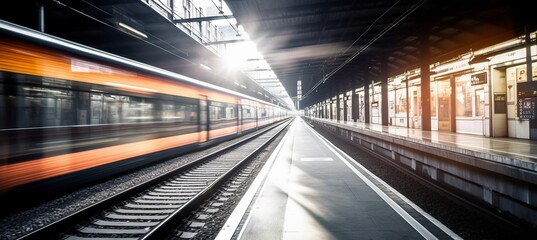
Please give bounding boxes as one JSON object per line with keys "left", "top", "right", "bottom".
{"left": 183, "top": 0, "right": 191, "bottom": 20}
{"left": 431, "top": 86, "right": 436, "bottom": 117}
{"left": 455, "top": 74, "right": 473, "bottom": 117}
{"left": 475, "top": 89, "right": 485, "bottom": 117}
{"left": 157, "top": 0, "right": 169, "bottom": 7}
{"left": 396, "top": 88, "right": 407, "bottom": 113}
{"left": 207, "top": 22, "right": 211, "bottom": 39}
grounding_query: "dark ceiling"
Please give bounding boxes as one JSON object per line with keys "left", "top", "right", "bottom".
{"left": 225, "top": 0, "right": 536, "bottom": 106}
{"left": 1, "top": 0, "right": 536, "bottom": 108}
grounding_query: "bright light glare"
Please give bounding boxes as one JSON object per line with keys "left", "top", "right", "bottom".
{"left": 222, "top": 41, "right": 258, "bottom": 70}
{"left": 200, "top": 63, "right": 211, "bottom": 70}
{"left": 118, "top": 22, "right": 147, "bottom": 39}
{"left": 191, "top": 0, "right": 296, "bottom": 110}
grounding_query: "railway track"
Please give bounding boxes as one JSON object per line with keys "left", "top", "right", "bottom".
{"left": 171, "top": 165, "right": 258, "bottom": 239}
{"left": 18, "top": 119, "right": 292, "bottom": 240}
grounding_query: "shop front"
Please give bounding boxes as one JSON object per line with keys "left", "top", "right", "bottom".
{"left": 488, "top": 45, "right": 537, "bottom": 138}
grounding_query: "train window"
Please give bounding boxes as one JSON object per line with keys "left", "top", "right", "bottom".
{"left": 162, "top": 103, "right": 178, "bottom": 122}
{"left": 19, "top": 86, "right": 74, "bottom": 127}
{"left": 209, "top": 101, "right": 224, "bottom": 121}
{"left": 180, "top": 104, "right": 198, "bottom": 124}
{"left": 161, "top": 101, "right": 197, "bottom": 123}
{"left": 90, "top": 93, "right": 103, "bottom": 124}
{"left": 240, "top": 104, "right": 256, "bottom": 124}
{"left": 102, "top": 94, "right": 124, "bottom": 124}
{"left": 259, "top": 107, "right": 267, "bottom": 119}
{"left": 86, "top": 91, "right": 199, "bottom": 125}
{"left": 75, "top": 92, "right": 90, "bottom": 125}
{"left": 208, "top": 101, "right": 237, "bottom": 130}
{"left": 242, "top": 105, "right": 249, "bottom": 119}
{"left": 60, "top": 98, "right": 74, "bottom": 125}
{"left": 225, "top": 104, "right": 236, "bottom": 119}
{"left": 125, "top": 97, "right": 154, "bottom": 123}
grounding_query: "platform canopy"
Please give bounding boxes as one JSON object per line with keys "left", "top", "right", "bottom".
{"left": 1, "top": 0, "right": 536, "bottom": 110}
{"left": 224, "top": 0, "right": 537, "bottom": 106}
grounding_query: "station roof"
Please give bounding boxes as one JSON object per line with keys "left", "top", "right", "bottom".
{"left": 2, "top": 0, "right": 536, "bottom": 108}
{"left": 1, "top": 0, "right": 281, "bottom": 106}
{"left": 225, "top": 0, "right": 536, "bottom": 105}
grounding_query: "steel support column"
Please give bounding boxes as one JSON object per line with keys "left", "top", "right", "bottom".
{"left": 352, "top": 87, "right": 358, "bottom": 122}
{"left": 420, "top": 26, "right": 431, "bottom": 131}
{"left": 364, "top": 83, "right": 370, "bottom": 124}
{"left": 337, "top": 93, "right": 341, "bottom": 121}
{"left": 381, "top": 61, "right": 389, "bottom": 126}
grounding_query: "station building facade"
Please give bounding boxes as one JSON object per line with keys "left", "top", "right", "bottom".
{"left": 305, "top": 33, "right": 537, "bottom": 139}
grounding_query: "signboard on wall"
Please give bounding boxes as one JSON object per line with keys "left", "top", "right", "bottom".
{"left": 517, "top": 81, "right": 537, "bottom": 98}
{"left": 518, "top": 98, "right": 536, "bottom": 119}
{"left": 470, "top": 72, "right": 487, "bottom": 85}
{"left": 494, "top": 94, "right": 507, "bottom": 114}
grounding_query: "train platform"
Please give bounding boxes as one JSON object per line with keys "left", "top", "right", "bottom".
{"left": 310, "top": 117, "right": 537, "bottom": 165}
{"left": 215, "top": 117, "right": 460, "bottom": 239}
{"left": 298, "top": 117, "right": 537, "bottom": 227}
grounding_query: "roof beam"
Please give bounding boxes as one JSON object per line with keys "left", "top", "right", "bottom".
{"left": 205, "top": 39, "right": 247, "bottom": 45}
{"left": 244, "top": 69, "right": 273, "bottom": 72}
{"left": 172, "top": 15, "right": 234, "bottom": 23}
{"left": 252, "top": 78, "right": 279, "bottom": 81}
{"left": 255, "top": 79, "right": 281, "bottom": 83}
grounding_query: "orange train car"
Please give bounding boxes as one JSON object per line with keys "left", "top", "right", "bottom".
{"left": 0, "top": 20, "right": 288, "bottom": 205}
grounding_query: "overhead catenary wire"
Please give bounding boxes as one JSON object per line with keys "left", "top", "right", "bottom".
{"left": 208, "top": 0, "right": 294, "bottom": 109}
{"left": 209, "top": 0, "right": 243, "bottom": 38}
{"left": 338, "top": 0, "right": 401, "bottom": 59}
{"left": 315, "top": 0, "right": 400, "bottom": 79}
{"left": 55, "top": 0, "right": 192, "bottom": 61}
{"left": 303, "top": 0, "right": 427, "bottom": 100}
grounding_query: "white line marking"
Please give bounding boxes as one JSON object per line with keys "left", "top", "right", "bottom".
{"left": 307, "top": 123, "right": 462, "bottom": 239}
{"left": 215, "top": 120, "right": 296, "bottom": 240}
{"left": 300, "top": 157, "right": 333, "bottom": 161}
{"left": 307, "top": 124, "right": 441, "bottom": 240}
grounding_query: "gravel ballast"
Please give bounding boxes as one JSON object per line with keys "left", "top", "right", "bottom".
{"left": 0, "top": 126, "right": 277, "bottom": 240}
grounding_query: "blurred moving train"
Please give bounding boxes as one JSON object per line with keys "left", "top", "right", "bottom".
{"left": 0, "top": 20, "right": 288, "bottom": 205}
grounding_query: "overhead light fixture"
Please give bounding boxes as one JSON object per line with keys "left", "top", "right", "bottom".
{"left": 200, "top": 64, "right": 211, "bottom": 71}
{"left": 118, "top": 22, "right": 148, "bottom": 39}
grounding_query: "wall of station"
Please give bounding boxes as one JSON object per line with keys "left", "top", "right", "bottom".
{"left": 305, "top": 34, "right": 537, "bottom": 139}
{"left": 148, "top": 0, "right": 225, "bottom": 54}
